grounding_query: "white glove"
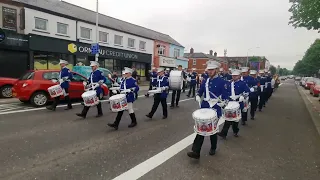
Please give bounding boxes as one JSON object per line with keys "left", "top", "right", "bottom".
{"left": 161, "top": 87, "right": 167, "bottom": 90}
{"left": 98, "top": 80, "right": 104, "bottom": 85}
{"left": 217, "top": 101, "right": 225, "bottom": 108}
{"left": 59, "top": 79, "right": 64, "bottom": 83}
{"left": 195, "top": 95, "right": 201, "bottom": 102}
{"left": 114, "top": 82, "right": 119, "bottom": 86}
{"left": 250, "top": 88, "right": 254, "bottom": 92}
{"left": 83, "top": 81, "right": 87, "bottom": 86}
{"left": 112, "top": 90, "right": 117, "bottom": 94}
{"left": 239, "top": 96, "right": 244, "bottom": 102}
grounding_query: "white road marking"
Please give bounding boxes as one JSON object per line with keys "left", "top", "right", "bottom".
{"left": 112, "top": 133, "right": 197, "bottom": 180}
{"left": 279, "top": 83, "right": 283, "bottom": 87}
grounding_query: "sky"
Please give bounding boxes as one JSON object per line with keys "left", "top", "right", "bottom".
{"left": 64, "top": 0, "right": 319, "bottom": 69}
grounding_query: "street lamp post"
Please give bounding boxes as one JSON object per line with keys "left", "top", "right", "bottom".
{"left": 246, "top": 47, "right": 260, "bottom": 67}
{"left": 95, "top": 0, "right": 99, "bottom": 62}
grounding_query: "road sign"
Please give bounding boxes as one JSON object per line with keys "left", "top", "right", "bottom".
{"left": 91, "top": 43, "right": 99, "bottom": 55}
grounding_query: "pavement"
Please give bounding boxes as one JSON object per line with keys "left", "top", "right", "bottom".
{"left": 1, "top": 80, "right": 320, "bottom": 180}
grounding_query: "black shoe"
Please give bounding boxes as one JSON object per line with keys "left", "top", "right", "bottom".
{"left": 65, "top": 106, "right": 72, "bottom": 110}
{"left": 234, "top": 133, "right": 239, "bottom": 137}
{"left": 107, "top": 123, "right": 118, "bottom": 130}
{"left": 241, "top": 121, "right": 246, "bottom": 125}
{"left": 162, "top": 116, "right": 167, "bottom": 119}
{"left": 259, "top": 109, "right": 262, "bottom": 112}
{"left": 96, "top": 114, "right": 103, "bottom": 118}
{"left": 76, "top": 113, "right": 86, "bottom": 118}
{"left": 128, "top": 122, "right": 137, "bottom": 128}
{"left": 251, "top": 117, "right": 255, "bottom": 120}
{"left": 191, "top": 96, "right": 195, "bottom": 98}
{"left": 187, "top": 152, "right": 200, "bottom": 159}
{"left": 186, "top": 95, "right": 190, "bottom": 97}
{"left": 209, "top": 149, "right": 216, "bottom": 156}
{"left": 176, "top": 104, "right": 179, "bottom": 108}
{"left": 170, "top": 105, "right": 174, "bottom": 108}
{"left": 218, "top": 133, "right": 226, "bottom": 139}
{"left": 46, "top": 106, "right": 56, "bottom": 111}
{"left": 146, "top": 114, "right": 152, "bottom": 119}
{"left": 145, "top": 94, "right": 149, "bottom": 97}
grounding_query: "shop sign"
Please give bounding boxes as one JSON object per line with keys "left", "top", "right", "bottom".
{"left": 159, "top": 56, "right": 176, "bottom": 67}
{"left": 2, "top": 7, "right": 17, "bottom": 31}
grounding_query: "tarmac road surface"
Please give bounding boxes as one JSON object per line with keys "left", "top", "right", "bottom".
{"left": 0, "top": 81, "right": 320, "bottom": 180}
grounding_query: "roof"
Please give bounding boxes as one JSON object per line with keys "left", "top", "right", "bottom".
{"left": 184, "top": 53, "right": 228, "bottom": 63}
{"left": 13, "top": 0, "right": 184, "bottom": 47}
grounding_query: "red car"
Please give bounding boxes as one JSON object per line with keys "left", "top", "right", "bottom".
{"left": 0, "top": 77, "right": 18, "bottom": 98}
{"left": 12, "top": 70, "right": 109, "bottom": 107}
{"left": 304, "top": 77, "right": 315, "bottom": 90}
{"left": 309, "top": 78, "right": 320, "bottom": 97}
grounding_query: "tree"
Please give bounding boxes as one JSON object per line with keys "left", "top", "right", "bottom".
{"left": 288, "top": 0, "right": 320, "bottom": 32}
{"left": 269, "top": 65, "right": 277, "bottom": 75}
{"left": 279, "top": 68, "right": 291, "bottom": 76}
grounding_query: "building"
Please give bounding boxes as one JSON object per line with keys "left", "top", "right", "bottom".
{"left": 0, "top": 0, "right": 183, "bottom": 79}
{"left": 184, "top": 48, "right": 228, "bottom": 73}
{"left": 218, "top": 56, "right": 268, "bottom": 70}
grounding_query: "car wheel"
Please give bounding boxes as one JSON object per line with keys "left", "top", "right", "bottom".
{"left": 0, "top": 85, "right": 13, "bottom": 98}
{"left": 30, "top": 91, "right": 49, "bottom": 107}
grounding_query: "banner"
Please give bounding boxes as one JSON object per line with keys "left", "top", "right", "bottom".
{"left": 250, "top": 62, "right": 260, "bottom": 70}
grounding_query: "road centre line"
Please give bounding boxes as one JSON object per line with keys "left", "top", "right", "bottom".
{"left": 112, "top": 133, "right": 197, "bottom": 180}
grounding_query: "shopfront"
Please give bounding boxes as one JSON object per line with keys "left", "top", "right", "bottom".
{"left": 158, "top": 56, "right": 176, "bottom": 70}
{"left": 175, "top": 57, "right": 188, "bottom": 69}
{"left": 0, "top": 28, "right": 29, "bottom": 78}
{"left": 29, "top": 35, "right": 152, "bottom": 77}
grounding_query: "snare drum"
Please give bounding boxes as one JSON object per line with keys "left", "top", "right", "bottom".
{"left": 109, "top": 87, "right": 120, "bottom": 91}
{"left": 169, "top": 70, "right": 183, "bottom": 90}
{"left": 148, "top": 89, "right": 162, "bottom": 94}
{"left": 223, "top": 101, "right": 241, "bottom": 122}
{"left": 48, "top": 85, "right": 63, "bottom": 98}
{"left": 81, "top": 90, "right": 99, "bottom": 107}
{"left": 192, "top": 108, "right": 219, "bottom": 136}
{"left": 109, "top": 94, "right": 128, "bottom": 112}
{"left": 243, "top": 98, "right": 250, "bottom": 112}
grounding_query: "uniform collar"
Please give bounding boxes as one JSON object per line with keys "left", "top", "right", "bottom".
{"left": 209, "top": 74, "right": 218, "bottom": 80}
{"left": 62, "top": 66, "right": 67, "bottom": 69}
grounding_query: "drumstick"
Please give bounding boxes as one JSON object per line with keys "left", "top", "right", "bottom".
{"left": 208, "top": 91, "right": 227, "bottom": 106}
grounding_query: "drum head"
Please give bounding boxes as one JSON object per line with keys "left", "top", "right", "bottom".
{"left": 110, "top": 87, "right": 120, "bottom": 91}
{"left": 109, "top": 94, "right": 126, "bottom": 100}
{"left": 226, "top": 101, "right": 240, "bottom": 109}
{"left": 49, "top": 85, "right": 60, "bottom": 89}
{"left": 82, "top": 90, "right": 96, "bottom": 97}
{"left": 192, "top": 108, "right": 217, "bottom": 120}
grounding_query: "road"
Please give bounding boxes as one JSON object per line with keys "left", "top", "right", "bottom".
{"left": 1, "top": 81, "right": 320, "bottom": 180}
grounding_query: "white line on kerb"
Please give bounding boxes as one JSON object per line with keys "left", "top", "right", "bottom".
{"left": 112, "top": 133, "right": 196, "bottom": 180}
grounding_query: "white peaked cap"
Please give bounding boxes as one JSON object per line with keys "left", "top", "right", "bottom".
{"left": 122, "top": 70, "right": 125, "bottom": 75}
{"left": 264, "top": 69, "right": 268, "bottom": 72}
{"left": 152, "top": 67, "right": 156, "bottom": 70}
{"left": 219, "top": 68, "right": 224, "bottom": 71}
{"left": 157, "top": 67, "right": 165, "bottom": 72}
{"left": 259, "top": 70, "right": 264, "bottom": 73}
{"left": 123, "top": 67, "right": 133, "bottom": 74}
{"left": 59, "top": 59, "right": 68, "bottom": 65}
{"left": 250, "top": 70, "right": 257, "bottom": 75}
{"left": 228, "top": 68, "right": 232, "bottom": 71}
{"left": 241, "top": 67, "right": 249, "bottom": 73}
{"left": 166, "top": 68, "right": 170, "bottom": 71}
{"left": 231, "top": 69, "right": 241, "bottom": 76}
{"left": 90, "top": 61, "right": 99, "bottom": 67}
{"left": 206, "top": 61, "right": 220, "bottom": 70}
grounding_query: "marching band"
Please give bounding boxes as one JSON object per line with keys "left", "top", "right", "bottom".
{"left": 47, "top": 59, "right": 277, "bottom": 161}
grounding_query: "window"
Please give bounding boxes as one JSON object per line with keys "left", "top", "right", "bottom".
{"left": 158, "top": 45, "right": 165, "bottom": 55}
{"left": 34, "top": 52, "right": 74, "bottom": 70}
{"left": 193, "top": 59, "right": 196, "bottom": 65}
{"left": 99, "top": 31, "right": 108, "bottom": 43}
{"left": 19, "top": 72, "right": 34, "bottom": 80}
{"left": 174, "top": 48, "right": 180, "bottom": 58}
{"left": 57, "top": 22, "right": 68, "bottom": 35}
{"left": 35, "top": 17, "right": 48, "bottom": 31}
{"left": 128, "top": 38, "right": 135, "bottom": 48}
{"left": 139, "top": 41, "right": 146, "bottom": 50}
{"left": 43, "top": 72, "right": 60, "bottom": 80}
{"left": 114, "top": 35, "right": 123, "bottom": 46}
{"left": 80, "top": 27, "right": 91, "bottom": 39}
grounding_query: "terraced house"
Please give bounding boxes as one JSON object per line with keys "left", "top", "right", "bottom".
{"left": 0, "top": 0, "right": 183, "bottom": 80}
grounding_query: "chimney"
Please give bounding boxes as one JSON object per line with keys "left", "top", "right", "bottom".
{"left": 214, "top": 52, "right": 217, "bottom": 57}
{"left": 209, "top": 50, "right": 213, "bottom": 55}
{"left": 190, "top": 48, "right": 194, "bottom": 54}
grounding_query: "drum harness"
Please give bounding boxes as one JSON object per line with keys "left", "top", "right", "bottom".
{"left": 58, "top": 70, "right": 70, "bottom": 96}
{"left": 203, "top": 78, "right": 228, "bottom": 108}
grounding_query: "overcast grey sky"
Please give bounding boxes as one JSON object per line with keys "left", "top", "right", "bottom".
{"left": 64, "top": 0, "right": 319, "bottom": 69}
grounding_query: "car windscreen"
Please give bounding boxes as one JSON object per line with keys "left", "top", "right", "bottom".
{"left": 306, "top": 78, "right": 314, "bottom": 82}
{"left": 19, "top": 71, "right": 35, "bottom": 80}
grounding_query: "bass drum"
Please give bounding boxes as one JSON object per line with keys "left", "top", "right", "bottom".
{"left": 169, "top": 70, "right": 183, "bottom": 90}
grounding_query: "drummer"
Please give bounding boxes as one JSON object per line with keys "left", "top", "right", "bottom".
{"left": 249, "top": 70, "right": 259, "bottom": 120}
{"left": 165, "top": 68, "right": 170, "bottom": 77}
{"left": 145, "top": 67, "right": 157, "bottom": 98}
{"left": 187, "top": 68, "right": 197, "bottom": 98}
{"left": 46, "top": 59, "right": 73, "bottom": 111}
{"left": 221, "top": 68, "right": 232, "bottom": 81}
{"left": 170, "top": 65, "right": 183, "bottom": 108}
{"left": 240, "top": 67, "right": 251, "bottom": 125}
{"left": 76, "top": 61, "right": 105, "bottom": 118}
{"left": 218, "top": 69, "right": 250, "bottom": 138}
{"left": 107, "top": 67, "right": 139, "bottom": 130}
{"left": 257, "top": 69, "right": 267, "bottom": 111}
{"left": 187, "top": 61, "right": 228, "bottom": 159}
{"left": 146, "top": 67, "right": 169, "bottom": 119}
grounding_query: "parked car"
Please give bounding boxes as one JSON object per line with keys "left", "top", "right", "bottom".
{"left": 0, "top": 77, "right": 18, "bottom": 98}
{"left": 295, "top": 76, "right": 301, "bottom": 81}
{"left": 309, "top": 78, "right": 320, "bottom": 97}
{"left": 72, "top": 66, "right": 112, "bottom": 87}
{"left": 280, "top": 76, "right": 286, "bottom": 80}
{"left": 300, "top": 77, "right": 310, "bottom": 86}
{"left": 304, "top": 77, "right": 315, "bottom": 90}
{"left": 12, "top": 70, "right": 109, "bottom": 107}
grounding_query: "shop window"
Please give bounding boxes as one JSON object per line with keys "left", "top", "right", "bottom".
{"left": 139, "top": 41, "right": 146, "bottom": 50}
{"left": 57, "top": 22, "right": 68, "bottom": 35}
{"left": 114, "top": 35, "right": 123, "bottom": 46}
{"left": 34, "top": 52, "right": 74, "bottom": 70}
{"left": 104, "top": 59, "right": 113, "bottom": 71}
{"left": 128, "top": 38, "right": 135, "bottom": 48}
{"left": 158, "top": 45, "right": 165, "bottom": 56}
{"left": 34, "top": 52, "right": 48, "bottom": 70}
{"left": 35, "top": 17, "right": 48, "bottom": 31}
{"left": 80, "top": 27, "right": 91, "bottom": 39}
{"left": 99, "top": 31, "right": 108, "bottom": 43}
{"left": 48, "top": 53, "right": 62, "bottom": 70}
{"left": 76, "top": 55, "right": 89, "bottom": 66}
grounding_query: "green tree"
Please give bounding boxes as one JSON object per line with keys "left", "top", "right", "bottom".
{"left": 269, "top": 65, "right": 277, "bottom": 75}
{"left": 289, "top": 0, "right": 320, "bottom": 32}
